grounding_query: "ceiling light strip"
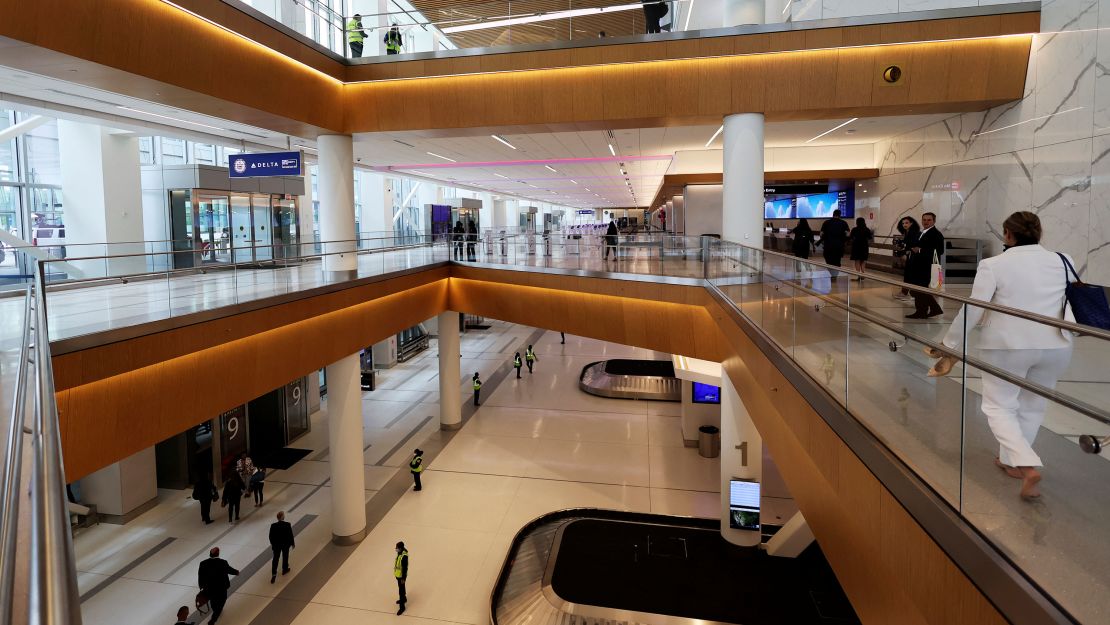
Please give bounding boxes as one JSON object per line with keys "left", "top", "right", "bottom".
{"left": 116, "top": 106, "right": 226, "bottom": 131}
{"left": 804, "top": 118, "right": 858, "bottom": 143}
{"left": 704, "top": 125, "right": 724, "bottom": 148}
{"left": 491, "top": 134, "right": 517, "bottom": 149}
{"left": 427, "top": 151, "right": 457, "bottom": 162}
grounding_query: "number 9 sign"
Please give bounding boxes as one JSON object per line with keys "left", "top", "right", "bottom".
{"left": 226, "top": 416, "right": 240, "bottom": 440}
{"left": 291, "top": 383, "right": 301, "bottom": 406}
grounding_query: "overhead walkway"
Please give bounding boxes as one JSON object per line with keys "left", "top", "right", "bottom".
{"left": 4, "top": 231, "right": 1109, "bottom": 624}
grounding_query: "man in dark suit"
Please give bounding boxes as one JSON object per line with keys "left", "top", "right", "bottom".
{"left": 192, "top": 473, "right": 217, "bottom": 525}
{"left": 818, "top": 209, "right": 851, "bottom": 273}
{"left": 198, "top": 547, "right": 239, "bottom": 625}
{"left": 906, "top": 212, "right": 945, "bottom": 319}
{"left": 174, "top": 605, "right": 191, "bottom": 625}
{"left": 222, "top": 474, "right": 243, "bottom": 524}
{"left": 269, "top": 511, "right": 295, "bottom": 583}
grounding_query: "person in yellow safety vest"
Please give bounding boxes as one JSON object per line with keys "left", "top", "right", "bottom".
{"left": 472, "top": 372, "right": 482, "bottom": 406}
{"left": 513, "top": 352, "right": 522, "bottom": 379}
{"left": 347, "top": 14, "right": 365, "bottom": 58}
{"left": 384, "top": 24, "right": 403, "bottom": 55}
{"left": 525, "top": 345, "right": 538, "bottom": 374}
{"left": 409, "top": 449, "right": 424, "bottom": 491}
{"left": 394, "top": 541, "right": 409, "bottom": 615}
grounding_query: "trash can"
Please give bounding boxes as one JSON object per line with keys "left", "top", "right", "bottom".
{"left": 697, "top": 425, "right": 720, "bottom": 458}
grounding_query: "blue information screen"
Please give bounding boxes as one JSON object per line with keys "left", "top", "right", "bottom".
{"left": 228, "top": 151, "right": 303, "bottom": 178}
{"left": 692, "top": 382, "right": 721, "bottom": 404}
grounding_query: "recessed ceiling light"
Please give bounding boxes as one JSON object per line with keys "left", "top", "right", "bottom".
{"left": 705, "top": 125, "right": 724, "bottom": 148}
{"left": 491, "top": 134, "right": 517, "bottom": 149}
{"left": 117, "top": 106, "right": 226, "bottom": 131}
{"left": 608, "top": 143, "right": 616, "bottom": 156}
{"left": 805, "top": 118, "right": 858, "bottom": 143}
{"left": 545, "top": 165, "right": 557, "bottom": 173}
{"left": 427, "top": 152, "right": 456, "bottom": 162}
{"left": 494, "top": 173, "right": 509, "bottom": 179}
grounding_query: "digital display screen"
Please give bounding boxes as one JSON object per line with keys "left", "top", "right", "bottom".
{"left": 692, "top": 382, "right": 721, "bottom": 404}
{"left": 763, "top": 190, "right": 854, "bottom": 219}
{"left": 729, "top": 479, "right": 761, "bottom": 531}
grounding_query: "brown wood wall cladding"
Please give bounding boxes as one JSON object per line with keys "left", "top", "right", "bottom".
{"left": 53, "top": 265, "right": 1010, "bottom": 625}
{"left": 0, "top": 0, "right": 1036, "bottom": 136}
{"left": 706, "top": 297, "right": 1008, "bottom": 625}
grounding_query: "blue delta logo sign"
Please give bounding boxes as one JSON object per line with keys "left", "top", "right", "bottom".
{"left": 228, "top": 151, "right": 303, "bottom": 178}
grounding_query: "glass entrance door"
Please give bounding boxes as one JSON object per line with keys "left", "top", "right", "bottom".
{"left": 230, "top": 194, "right": 253, "bottom": 263}
{"left": 271, "top": 197, "right": 298, "bottom": 259}
{"left": 197, "top": 194, "right": 231, "bottom": 264}
{"left": 251, "top": 194, "right": 273, "bottom": 261}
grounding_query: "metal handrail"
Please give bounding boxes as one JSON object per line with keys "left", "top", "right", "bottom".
{"left": 0, "top": 286, "right": 32, "bottom": 622}
{"left": 710, "top": 239, "right": 1110, "bottom": 342}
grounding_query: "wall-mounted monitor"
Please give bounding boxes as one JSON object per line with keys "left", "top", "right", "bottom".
{"left": 763, "top": 189, "right": 854, "bottom": 219}
{"left": 691, "top": 382, "right": 721, "bottom": 404}
{"left": 729, "top": 479, "right": 761, "bottom": 531}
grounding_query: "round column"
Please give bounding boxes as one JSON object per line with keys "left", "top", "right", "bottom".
{"left": 326, "top": 352, "right": 367, "bottom": 544}
{"left": 317, "top": 134, "right": 357, "bottom": 276}
{"left": 720, "top": 373, "right": 763, "bottom": 547}
{"left": 721, "top": 113, "right": 765, "bottom": 246}
{"left": 438, "top": 311, "right": 462, "bottom": 430}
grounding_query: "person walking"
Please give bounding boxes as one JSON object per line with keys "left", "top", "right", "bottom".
{"left": 928, "top": 212, "right": 1074, "bottom": 500}
{"left": 472, "top": 372, "right": 482, "bottom": 406}
{"left": 603, "top": 219, "right": 618, "bottom": 260}
{"left": 269, "top": 511, "right": 295, "bottom": 583}
{"left": 560, "top": 332, "right": 565, "bottom": 344}
{"left": 346, "top": 14, "right": 366, "bottom": 58}
{"left": 222, "top": 474, "right": 243, "bottom": 524}
{"left": 394, "top": 541, "right": 409, "bottom": 615}
{"left": 817, "top": 209, "right": 850, "bottom": 273}
{"left": 235, "top": 452, "right": 255, "bottom": 494}
{"left": 197, "top": 547, "right": 239, "bottom": 625}
{"left": 894, "top": 216, "right": 921, "bottom": 301}
{"left": 174, "top": 605, "right": 191, "bottom": 625}
{"left": 384, "top": 24, "right": 403, "bottom": 55}
{"left": 790, "top": 218, "right": 815, "bottom": 259}
{"left": 905, "top": 212, "right": 944, "bottom": 319}
{"left": 513, "top": 352, "right": 523, "bottom": 379}
{"left": 452, "top": 221, "right": 465, "bottom": 260}
{"left": 249, "top": 466, "right": 266, "bottom": 507}
{"left": 409, "top": 449, "right": 424, "bottom": 491}
{"left": 525, "top": 345, "right": 537, "bottom": 374}
{"left": 192, "top": 473, "right": 218, "bottom": 525}
{"left": 849, "top": 217, "right": 873, "bottom": 280}
{"left": 466, "top": 222, "right": 478, "bottom": 261}
{"left": 641, "top": 0, "right": 667, "bottom": 33}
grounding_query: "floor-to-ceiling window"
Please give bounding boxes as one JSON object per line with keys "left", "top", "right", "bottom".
{"left": 0, "top": 110, "right": 63, "bottom": 284}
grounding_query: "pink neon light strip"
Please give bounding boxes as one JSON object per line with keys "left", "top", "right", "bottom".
{"left": 381, "top": 154, "right": 672, "bottom": 170}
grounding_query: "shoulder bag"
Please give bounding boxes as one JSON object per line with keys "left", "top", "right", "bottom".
{"left": 1058, "top": 253, "right": 1110, "bottom": 330}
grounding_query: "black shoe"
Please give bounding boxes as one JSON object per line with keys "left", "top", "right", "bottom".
{"left": 905, "top": 313, "right": 928, "bottom": 319}
{"left": 283, "top": 568, "right": 290, "bottom": 575}
{"left": 397, "top": 606, "right": 406, "bottom": 615}
{"left": 204, "top": 519, "right": 213, "bottom": 524}
{"left": 414, "top": 487, "right": 421, "bottom": 491}
{"left": 926, "top": 309, "right": 944, "bottom": 318}
{"left": 271, "top": 575, "right": 276, "bottom": 584}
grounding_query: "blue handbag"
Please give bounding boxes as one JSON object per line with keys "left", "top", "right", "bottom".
{"left": 1058, "top": 253, "right": 1110, "bottom": 330}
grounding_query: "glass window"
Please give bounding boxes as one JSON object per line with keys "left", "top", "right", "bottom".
{"left": 160, "top": 137, "right": 187, "bottom": 165}
{"left": 218, "top": 145, "right": 241, "bottom": 167}
{"left": 138, "top": 137, "right": 155, "bottom": 165}
{"left": 193, "top": 142, "right": 216, "bottom": 165}
{"left": 22, "top": 119, "right": 61, "bottom": 186}
{"left": 0, "top": 111, "right": 16, "bottom": 183}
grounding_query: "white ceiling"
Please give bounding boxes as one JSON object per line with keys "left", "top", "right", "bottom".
{"left": 0, "top": 64, "right": 951, "bottom": 209}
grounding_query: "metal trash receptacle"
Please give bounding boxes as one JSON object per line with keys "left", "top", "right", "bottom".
{"left": 698, "top": 425, "right": 720, "bottom": 458}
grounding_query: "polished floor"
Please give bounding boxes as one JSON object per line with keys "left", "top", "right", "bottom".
{"left": 74, "top": 324, "right": 719, "bottom": 625}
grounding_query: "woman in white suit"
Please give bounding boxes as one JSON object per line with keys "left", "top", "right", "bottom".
{"left": 929, "top": 212, "right": 1074, "bottom": 500}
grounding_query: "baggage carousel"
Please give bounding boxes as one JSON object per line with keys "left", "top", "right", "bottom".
{"left": 578, "top": 360, "right": 681, "bottom": 402}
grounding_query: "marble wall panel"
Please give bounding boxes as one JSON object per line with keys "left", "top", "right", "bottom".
{"left": 944, "top": 157, "right": 992, "bottom": 238}
{"left": 923, "top": 112, "right": 990, "bottom": 167}
{"left": 790, "top": 0, "right": 823, "bottom": 21}
{"left": 1032, "top": 30, "right": 1096, "bottom": 147}
{"left": 1085, "top": 134, "right": 1110, "bottom": 281}
{"left": 984, "top": 149, "right": 1035, "bottom": 255}
{"left": 1042, "top": 0, "right": 1097, "bottom": 33}
{"left": 893, "top": 128, "right": 927, "bottom": 173}
{"left": 1032, "top": 137, "right": 1093, "bottom": 263}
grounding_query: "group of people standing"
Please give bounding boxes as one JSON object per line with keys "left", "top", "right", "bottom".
{"left": 788, "top": 209, "right": 874, "bottom": 280}
{"left": 452, "top": 220, "right": 479, "bottom": 261}
{"left": 347, "top": 15, "right": 403, "bottom": 58}
{"left": 191, "top": 452, "right": 266, "bottom": 525}
{"left": 513, "top": 345, "right": 538, "bottom": 378}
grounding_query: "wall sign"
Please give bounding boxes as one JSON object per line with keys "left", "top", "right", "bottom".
{"left": 228, "top": 151, "right": 303, "bottom": 178}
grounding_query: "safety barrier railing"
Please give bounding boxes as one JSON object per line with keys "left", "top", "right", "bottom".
{"left": 0, "top": 270, "right": 83, "bottom": 624}
{"left": 705, "top": 238, "right": 1110, "bottom": 625}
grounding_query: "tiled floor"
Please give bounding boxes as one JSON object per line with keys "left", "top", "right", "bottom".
{"left": 74, "top": 324, "right": 719, "bottom": 625}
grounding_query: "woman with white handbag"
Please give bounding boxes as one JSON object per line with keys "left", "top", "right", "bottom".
{"left": 927, "top": 212, "right": 1075, "bottom": 500}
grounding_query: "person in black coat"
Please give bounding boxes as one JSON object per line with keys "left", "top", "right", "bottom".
{"left": 894, "top": 216, "right": 921, "bottom": 299}
{"left": 174, "top": 605, "right": 191, "bottom": 625}
{"left": 790, "top": 218, "right": 815, "bottom": 259}
{"left": 222, "top": 474, "right": 243, "bottom": 523}
{"left": 466, "top": 222, "right": 478, "bottom": 261}
{"left": 603, "top": 220, "right": 619, "bottom": 260}
{"left": 192, "top": 473, "right": 218, "bottom": 525}
{"left": 817, "top": 209, "right": 850, "bottom": 272}
{"left": 198, "top": 547, "right": 239, "bottom": 625}
{"left": 849, "top": 217, "right": 873, "bottom": 279}
{"left": 451, "top": 221, "right": 465, "bottom": 260}
{"left": 905, "top": 212, "right": 945, "bottom": 319}
{"left": 269, "top": 511, "right": 295, "bottom": 583}
{"left": 641, "top": 0, "right": 667, "bottom": 33}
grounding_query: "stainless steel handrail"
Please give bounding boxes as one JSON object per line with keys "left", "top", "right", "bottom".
{"left": 0, "top": 286, "right": 32, "bottom": 622}
{"left": 29, "top": 265, "right": 82, "bottom": 625}
{"left": 710, "top": 239, "right": 1110, "bottom": 342}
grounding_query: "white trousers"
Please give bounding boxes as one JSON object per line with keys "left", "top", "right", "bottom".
{"left": 979, "top": 347, "right": 1072, "bottom": 468}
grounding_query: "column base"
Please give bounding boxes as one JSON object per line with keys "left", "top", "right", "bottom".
{"left": 325, "top": 269, "right": 358, "bottom": 282}
{"left": 331, "top": 527, "right": 367, "bottom": 545}
{"left": 440, "top": 421, "right": 463, "bottom": 431}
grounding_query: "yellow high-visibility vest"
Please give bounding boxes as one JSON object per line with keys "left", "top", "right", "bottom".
{"left": 410, "top": 456, "right": 423, "bottom": 473}
{"left": 347, "top": 19, "right": 364, "bottom": 43}
{"left": 394, "top": 550, "right": 407, "bottom": 578}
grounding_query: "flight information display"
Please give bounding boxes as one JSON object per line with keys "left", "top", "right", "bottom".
{"left": 729, "top": 479, "right": 761, "bottom": 531}
{"left": 764, "top": 190, "right": 853, "bottom": 219}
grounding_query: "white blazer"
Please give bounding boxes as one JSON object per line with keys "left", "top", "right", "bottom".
{"left": 942, "top": 244, "right": 1075, "bottom": 350}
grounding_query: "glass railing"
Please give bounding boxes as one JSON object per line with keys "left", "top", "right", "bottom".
{"left": 28, "top": 232, "right": 1110, "bottom": 622}
{"left": 705, "top": 239, "right": 1110, "bottom": 625}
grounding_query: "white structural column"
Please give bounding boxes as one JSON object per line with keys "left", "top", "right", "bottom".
{"left": 326, "top": 353, "right": 368, "bottom": 544}
{"left": 720, "top": 372, "right": 763, "bottom": 547}
{"left": 723, "top": 0, "right": 764, "bottom": 26}
{"left": 721, "top": 113, "right": 765, "bottom": 246}
{"left": 438, "top": 311, "right": 463, "bottom": 430}
{"left": 317, "top": 135, "right": 357, "bottom": 275}
{"left": 57, "top": 120, "right": 146, "bottom": 276}
{"left": 297, "top": 165, "right": 316, "bottom": 257}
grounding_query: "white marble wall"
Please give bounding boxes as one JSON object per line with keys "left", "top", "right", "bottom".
{"left": 788, "top": 0, "right": 1002, "bottom": 21}
{"left": 866, "top": 0, "right": 1110, "bottom": 283}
